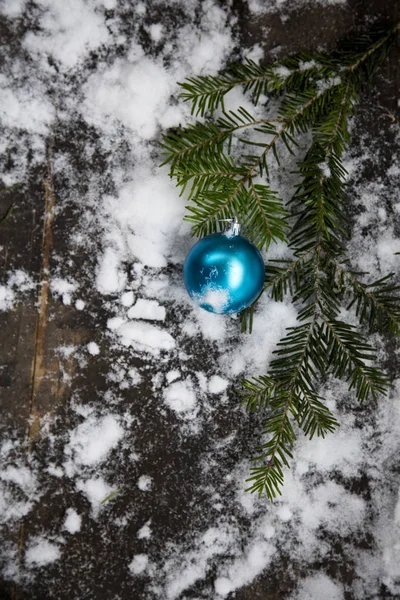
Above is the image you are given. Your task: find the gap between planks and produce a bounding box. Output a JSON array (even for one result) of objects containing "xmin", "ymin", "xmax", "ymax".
[{"xmin": 12, "ymin": 141, "xmax": 56, "ymax": 600}]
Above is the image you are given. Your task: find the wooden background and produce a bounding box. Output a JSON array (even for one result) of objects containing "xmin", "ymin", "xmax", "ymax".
[{"xmin": 0, "ymin": 1, "xmax": 399, "ymax": 598}]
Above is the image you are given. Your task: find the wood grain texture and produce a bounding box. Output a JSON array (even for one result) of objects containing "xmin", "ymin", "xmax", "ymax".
[{"xmin": 0, "ymin": 2, "xmax": 398, "ymax": 599}]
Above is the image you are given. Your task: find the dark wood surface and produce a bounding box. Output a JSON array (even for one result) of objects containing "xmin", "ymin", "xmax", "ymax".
[{"xmin": 0, "ymin": 1, "xmax": 399, "ymax": 599}]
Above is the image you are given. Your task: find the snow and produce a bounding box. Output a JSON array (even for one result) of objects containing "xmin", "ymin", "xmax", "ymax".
[
  {"xmin": 65, "ymin": 414, "xmax": 124, "ymax": 468},
  {"xmin": 76, "ymin": 478, "xmax": 115, "ymax": 515},
  {"xmin": 75, "ymin": 299, "xmax": 85, "ymax": 310},
  {"xmin": 0, "ymin": 483, "xmax": 33, "ymax": 524},
  {"xmin": 0, "ymin": 0, "xmax": 399, "ymax": 597},
  {"xmin": 50, "ymin": 278, "xmax": 77, "ymax": 305},
  {"xmin": 107, "ymin": 316, "xmax": 125, "ymax": 331},
  {"xmin": 0, "ymin": 77, "xmax": 55, "ymax": 134},
  {"xmin": 395, "ymin": 491, "xmax": 400, "ymax": 525},
  {"xmin": 101, "ymin": 172, "xmax": 188, "ymax": 271},
  {"xmin": 0, "ymin": 270, "xmax": 35, "ymax": 311},
  {"xmin": 276, "ymin": 504, "xmax": 292, "ymax": 522},
  {"xmin": 64, "ymin": 508, "xmax": 82, "ymax": 534},
  {"xmin": 84, "ymin": 57, "xmax": 173, "ymax": 140},
  {"xmin": 214, "ymin": 540, "xmax": 276, "ymax": 598},
  {"xmin": 166, "ymin": 370, "xmax": 180, "ymax": 384},
  {"xmin": 0, "ymin": 0, "xmax": 26, "ymax": 18},
  {"xmin": 248, "ymin": 0, "xmax": 347, "ymax": 14},
  {"xmin": 0, "ymin": 466, "xmax": 36, "ymax": 493},
  {"xmin": 47, "ymin": 465, "xmax": 64, "ymax": 478},
  {"xmin": 129, "ymin": 554, "xmax": 149, "ymax": 575},
  {"xmin": 127, "ymin": 298, "xmax": 166, "ymax": 321},
  {"xmin": 87, "ymin": 342, "xmax": 100, "ymax": 356},
  {"xmin": 299, "ymin": 60, "xmax": 318, "ymax": 71},
  {"xmin": 0, "ymin": 285, "xmax": 14, "ymax": 311},
  {"xmin": 120, "ymin": 291, "xmax": 135, "ymax": 307},
  {"xmin": 274, "ymin": 65, "xmax": 291, "ymax": 78},
  {"xmin": 96, "ymin": 247, "xmax": 127, "ymax": 295},
  {"xmin": 222, "ymin": 297, "xmax": 298, "ymax": 377},
  {"xmin": 164, "ymin": 524, "xmax": 239, "ymax": 599},
  {"xmin": 291, "ymin": 573, "xmax": 344, "ymax": 600},
  {"xmin": 137, "ymin": 476, "xmax": 152, "ymax": 492},
  {"xmin": 164, "ymin": 380, "xmax": 198, "ymax": 417},
  {"xmin": 23, "ymin": 0, "xmax": 110, "ymax": 70},
  {"xmin": 137, "ymin": 521, "xmax": 151, "ymax": 539},
  {"xmin": 194, "ymin": 287, "xmax": 231, "ymax": 313},
  {"xmin": 148, "ymin": 23, "xmax": 164, "ymax": 43},
  {"xmin": 319, "ymin": 161, "xmax": 331, "ymax": 177},
  {"xmin": 25, "ymin": 538, "xmax": 61, "ymax": 567},
  {"xmin": 7, "ymin": 270, "xmax": 35, "ymax": 292},
  {"xmin": 128, "ymin": 367, "xmax": 141, "ymax": 385},
  {"xmin": 208, "ymin": 375, "xmax": 229, "ymax": 394},
  {"xmin": 114, "ymin": 321, "xmax": 175, "ymax": 353}
]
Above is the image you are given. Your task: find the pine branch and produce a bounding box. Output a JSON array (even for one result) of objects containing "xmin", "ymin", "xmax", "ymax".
[
  {"xmin": 289, "ymin": 144, "xmax": 348, "ymax": 255},
  {"xmin": 245, "ymin": 388, "xmax": 296, "ymax": 499},
  {"xmin": 246, "ymin": 182, "xmax": 289, "ymax": 247},
  {"xmin": 177, "ymin": 23, "xmax": 399, "ymax": 120},
  {"xmin": 347, "ymin": 275, "xmax": 400, "ymax": 336},
  {"xmin": 181, "ymin": 86, "xmax": 345, "ymax": 247},
  {"xmin": 161, "ymin": 110, "xmax": 286, "ymax": 172},
  {"xmin": 165, "ymin": 67, "xmax": 361, "ymax": 250},
  {"xmin": 264, "ymin": 254, "xmax": 314, "ymax": 301},
  {"xmin": 314, "ymin": 78, "xmax": 356, "ymax": 157},
  {"xmin": 321, "ymin": 318, "xmax": 391, "ymax": 402},
  {"xmin": 297, "ymin": 385, "xmax": 338, "ymax": 439},
  {"xmin": 280, "ymin": 82, "xmax": 340, "ymax": 135},
  {"xmin": 178, "ymin": 63, "xmax": 273, "ymax": 116},
  {"xmin": 240, "ymin": 375, "xmax": 276, "ymax": 411},
  {"xmin": 170, "ymin": 151, "xmax": 248, "ymax": 199},
  {"xmin": 337, "ymin": 23, "xmax": 400, "ymax": 82},
  {"xmin": 178, "ymin": 56, "xmax": 337, "ymax": 117},
  {"xmin": 288, "ymin": 78, "xmax": 357, "ymax": 255},
  {"xmin": 182, "ymin": 124, "xmax": 290, "ymax": 245},
  {"xmin": 244, "ymin": 318, "xmax": 322, "ymax": 498},
  {"xmin": 185, "ymin": 179, "xmax": 288, "ymax": 245},
  {"xmin": 162, "ymin": 24, "xmax": 400, "ymax": 499},
  {"xmin": 331, "ymin": 260, "xmax": 400, "ymax": 335}
]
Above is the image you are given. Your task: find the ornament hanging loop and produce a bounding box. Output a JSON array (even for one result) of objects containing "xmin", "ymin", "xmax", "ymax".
[{"xmin": 219, "ymin": 216, "xmax": 241, "ymax": 237}]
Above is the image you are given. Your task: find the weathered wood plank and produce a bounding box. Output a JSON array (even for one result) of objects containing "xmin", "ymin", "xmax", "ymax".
[{"xmin": 0, "ymin": 1, "xmax": 399, "ymax": 599}]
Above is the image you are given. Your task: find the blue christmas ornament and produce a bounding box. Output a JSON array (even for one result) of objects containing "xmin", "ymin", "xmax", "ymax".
[{"xmin": 183, "ymin": 218, "xmax": 265, "ymax": 314}]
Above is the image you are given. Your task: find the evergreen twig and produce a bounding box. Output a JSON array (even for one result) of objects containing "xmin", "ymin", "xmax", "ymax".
[{"xmin": 161, "ymin": 24, "xmax": 400, "ymax": 499}]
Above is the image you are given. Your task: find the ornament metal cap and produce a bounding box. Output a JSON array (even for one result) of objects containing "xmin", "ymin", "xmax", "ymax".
[{"xmin": 219, "ymin": 216, "xmax": 241, "ymax": 237}]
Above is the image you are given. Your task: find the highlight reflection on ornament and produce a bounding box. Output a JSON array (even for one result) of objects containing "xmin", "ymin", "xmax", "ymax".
[{"xmin": 183, "ymin": 218, "xmax": 265, "ymax": 314}]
